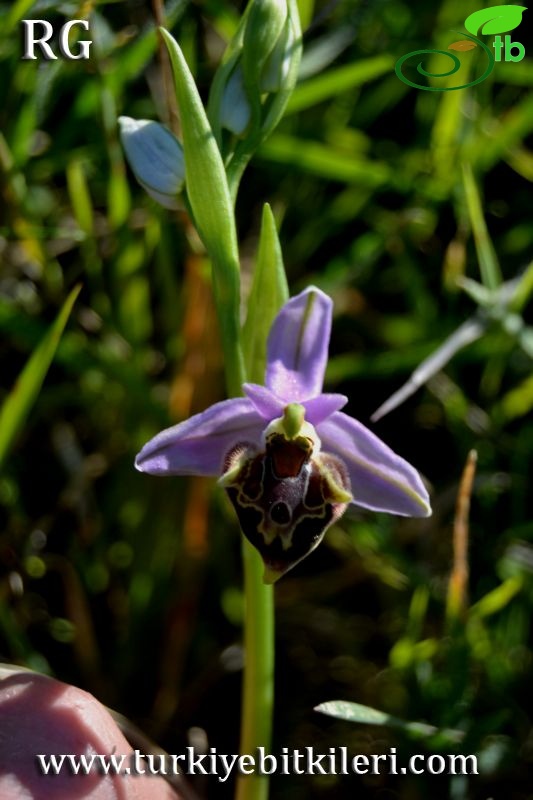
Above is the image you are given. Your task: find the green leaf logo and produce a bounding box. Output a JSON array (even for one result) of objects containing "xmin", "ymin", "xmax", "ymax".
[{"xmin": 464, "ymin": 5, "xmax": 527, "ymax": 36}]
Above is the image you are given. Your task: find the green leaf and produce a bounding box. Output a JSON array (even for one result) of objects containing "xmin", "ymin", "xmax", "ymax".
[
  {"xmin": 242, "ymin": 204, "xmax": 289, "ymax": 383},
  {"xmin": 160, "ymin": 28, "xmax": 245, "ymax": 394},
  {"xmin": 457, "ymin": 277, "xmax": 494, "ymax": 307},
  {"xmin": 464, "ymin": 6, "xmax": 527, "ymax": 36},
  {"xmin": 510, "ymin": 261, "xmax": 533, "ymax": 313},
  {"xmin": 160, "ymin": 28, "xmax": 238, "ymax": 271},
  {"xmin": 469, "ymin": 576, "xmax": 523, "ymax": 618},
  {"xmin": 298, "ymin": 27, "xmax": 354, "ymax": 80},
  {"xmin": 470, "ymin": 94, "xmax": 533, "ymax": 173},
  {"xmin": 498, "ymin": 373, "xmax": 533, "ymax": 422},
  {"xmin": 0, "ymin": 285, "xmax": 81, "ymax": 470},
  {"xmin": 315, "ymin": 701, "xmax": 464, "ymax": 743},
  {"xmin": 5, "ymin": 0, "xmax": 38, "ymax": 32},
  {"xmin": 287, "ymin": 55, "xmax": 394, "ymax": 115},
  {"xmin": 259, "ymin": 134, "xmax": 390, "ymax": 186},
  {"xmin": 66, "ymin": 159, "xmax": 94, "ymax": 235},
  {"xmin": 518, "ymin": 326, "xmax": 533, "ymax": 358},
  {"xmin": 296, "ymin": 0, "xmax": 314, "ymax": 30},
  {"xmin": 462, "ymin": 164, "xmax": 502, "ymax": 291}
]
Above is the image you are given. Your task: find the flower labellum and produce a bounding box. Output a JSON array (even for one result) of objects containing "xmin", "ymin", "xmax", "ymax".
[
  {"xmin": 118, "ymin": 116, "xmax": 185, "ymax": 209},
  {"xmin": 220, "ymin": 403, "xmax": 351, "ymax": 583},
  {"xmin": 135, "ymin": 287, "xmax": 431, "ymax": 582}
]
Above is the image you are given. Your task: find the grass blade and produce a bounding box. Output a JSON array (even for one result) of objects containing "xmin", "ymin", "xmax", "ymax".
[
  {"xmin": 287, "ymin": 55, "xmax": 394, "ymax": 114},
  {"xmin": 0, "ymin": 285, "xmax": 81, "ymax": 469},
  {"xmin": 462, "ymin": 163, "xmax": 502, "ymax": 290}
]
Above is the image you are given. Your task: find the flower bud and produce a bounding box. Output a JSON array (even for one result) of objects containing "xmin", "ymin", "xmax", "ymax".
[
  {"xmin": 242, "ymin": 0, "xmax": 288, "ymax": 91},
  {"xmin": 219, "ymin": 67, "xmax": 251, "ymax": 136},
  {"xmin": 212, "ymin": 0, "xmax": 301, "ymax": 141},
  {"xmin": 118, "ymin": 116, "xmax": 185, "ymax": 209}
]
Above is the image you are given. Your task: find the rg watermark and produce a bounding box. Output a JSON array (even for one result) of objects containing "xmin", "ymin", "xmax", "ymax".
[{"xmin": 21, "ymin": 19, "xmax": 92, "ymax": 61}]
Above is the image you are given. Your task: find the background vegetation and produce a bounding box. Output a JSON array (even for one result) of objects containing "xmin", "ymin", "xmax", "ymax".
[{"xmin": 1, "ymin": 0, "xmax": 532, "ymax": 798}]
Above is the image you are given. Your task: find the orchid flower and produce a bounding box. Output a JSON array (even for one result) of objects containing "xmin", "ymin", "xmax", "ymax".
[{"xmin": 136, "ymin": 287, "xmax": 431, "ymax": 582}]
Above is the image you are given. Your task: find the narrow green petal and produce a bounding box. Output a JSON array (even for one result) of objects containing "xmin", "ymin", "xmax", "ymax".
[
  {"xmin": 160, "ymin": 28, "xmax": 245, "ymax": 393},
  {"xmin": 160, "ymin": 28, "xmax": 238, "ymax": 268},
  {"xmin": 242, "ymin": 203, "xmax": 289, "ymax": 383}
]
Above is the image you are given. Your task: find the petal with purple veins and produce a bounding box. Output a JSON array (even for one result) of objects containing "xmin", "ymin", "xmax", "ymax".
[
  {"xmin": 135, "ymin": 397, "xmax": 265, "ymax": 476},
  {"xmin": 265, "ymin": 287, "xmax": 332, "ymax": 402},
  {"xmin": 317, "ymin": 412, "xmax": 431, "ymax": 517}
]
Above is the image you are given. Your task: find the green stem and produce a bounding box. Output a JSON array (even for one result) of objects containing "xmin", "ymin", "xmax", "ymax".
[
  {"xmin": 211, "ymin": 258, "xmax": 246, "ymax": 397},
  {"xmin": 236, "ymin": 541, "xmax": 275, "ymax": 800},
  {"xmin": 209, "ymin": 256, "xmax": 274, "ymax": 800}
]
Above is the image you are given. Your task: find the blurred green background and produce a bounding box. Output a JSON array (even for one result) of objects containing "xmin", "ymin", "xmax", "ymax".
[{"xmin": 1, "ymin": 0, "xmax": 532, "ymax": 798}]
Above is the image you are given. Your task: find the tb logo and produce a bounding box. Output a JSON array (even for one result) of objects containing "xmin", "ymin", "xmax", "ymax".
[
  {"xmin": 492, "ymin": 35, "xmax": 525, "ymax": 61},
  {"xmin": 395, "ymin": 5, "xmax": 527, "ymax": 91}
]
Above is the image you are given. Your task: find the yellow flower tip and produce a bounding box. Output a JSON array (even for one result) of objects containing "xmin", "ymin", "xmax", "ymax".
[
  {"xmin": 403, "ymin": 478, "xmax": 432, "ymax": 518},
  {"xmin": 420, "ymin": 497, "xmax": 433, "ymax": 518},
  {"xmin": 406, "ymin": 486, "xmax": 432, "ymax": 517}
]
